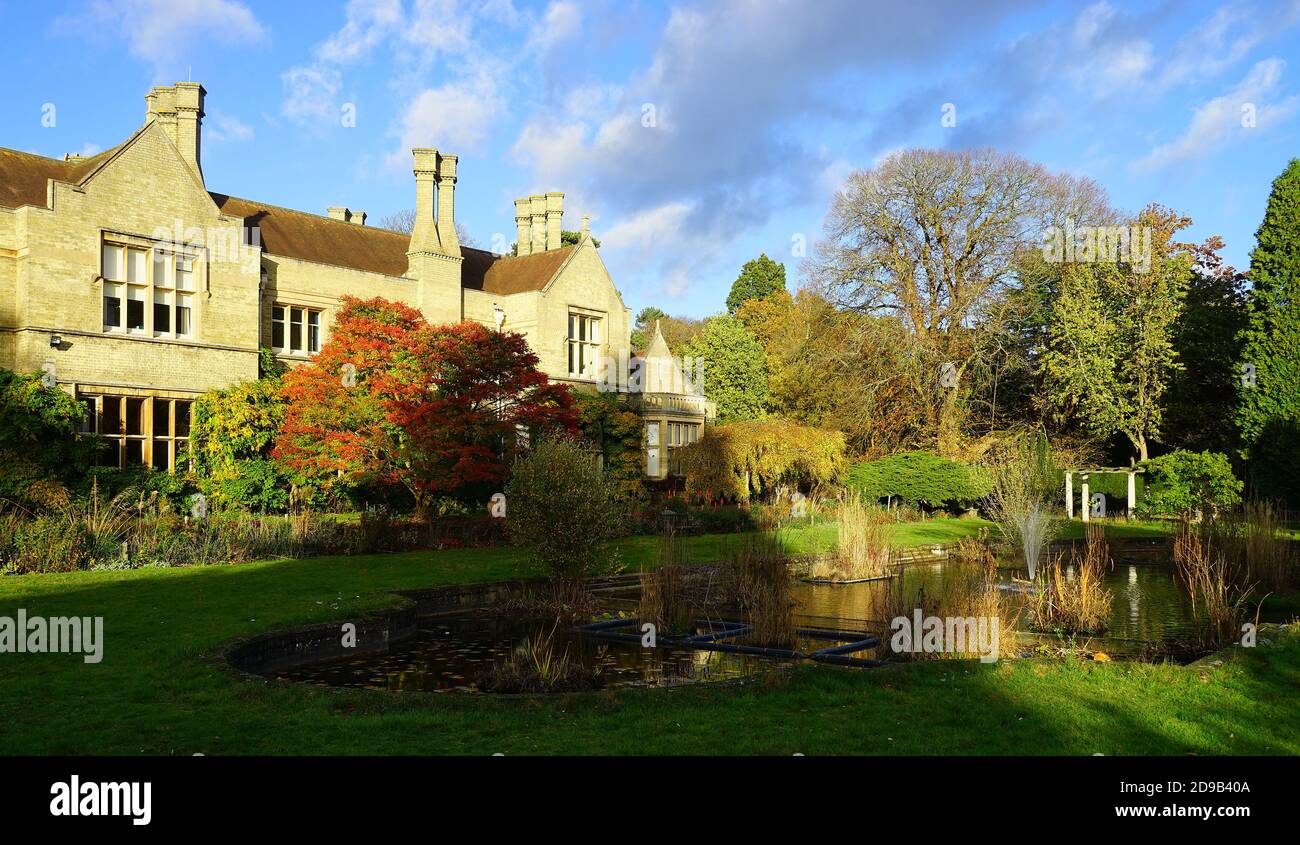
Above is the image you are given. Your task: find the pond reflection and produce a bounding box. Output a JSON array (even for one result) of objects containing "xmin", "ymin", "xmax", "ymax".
[
  {"xmin": 276, "ymin": 612, "xmax": 782, "ymax": 693},
  {"xmin": 275, "ymin": 555, "xmax": 1274, "ymax": 693}
]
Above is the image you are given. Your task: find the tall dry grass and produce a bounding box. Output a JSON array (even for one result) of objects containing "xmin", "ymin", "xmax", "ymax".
[
  {"xmin": 1174, "ymin": 523, "xmax": 1258, "ymax": 652},
  {"xmin": 1242, "ymin": 500, "xmax": 1298, "ymax": 593},
  {"xmin": 478, "ymin": 623, "xmax": 605, "ymax": 693},
  {"xmin": 809, "ymin": 495, "xmax": 894, "ymax": 581},
  {"xmin": 720, "ymin": 530, "xmax": 797, "ymax": 648},
  {"xmin": 879, "ymin": 555, "xmax": 1017, "ymax": 661},
  {"xmin": 639, "ymin": 527, "xmax": 694, "ymax": 634},
  {"xmin": 1027, "ymin": 524, "xmax": 1113, "ymax": 635}
]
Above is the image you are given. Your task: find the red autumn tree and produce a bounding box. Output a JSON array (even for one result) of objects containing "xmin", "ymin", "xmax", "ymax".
[{"xmin": 273, "ymin": 296, "xmax": 575, "ymax": 514}]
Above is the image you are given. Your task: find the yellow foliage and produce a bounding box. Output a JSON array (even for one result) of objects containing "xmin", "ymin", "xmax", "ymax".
[{"xmin": 678, "ymin": 418, "xmax": 846, "ymax": 502}]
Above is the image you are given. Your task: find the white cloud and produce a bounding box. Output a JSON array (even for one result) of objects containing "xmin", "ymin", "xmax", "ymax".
[
  {"xmin": 206, "ymin": 112, "xmax": 255, "ymax": 143},
  {"xmin": 316, "ymin": 0, "xmax": 405, "ymax": 64},
  {"xmin": 526, "ymin": 1, "xmax": 582, "ymax": 55},
  {"xmin": 601, "ymin": 202, "xmax": 693, "ymax": 254},
  {"xmin": 1071, "ymin": 2, "xmax": 1116, "ymax": 47},
  {"xmin": 387, "ymin": 65, "xmax": 506, "ymax": 163},
  {"xmin": 601, "ymin": 202, "xmax": 708, "ymax": 299},
  {"xmin": 512, "ymin": 120, "xmax": 589, "ymax": 182},
  {"xmin": 478, "ymin": 0, "xmax": 523, "ymax": 27},
  {"xmin": 402, "ymin": 0, "xmax": 476, "ymax": 63},
  {"xmin": 562, "ymin": 83, "xmax": 623, "ymax": 122},
  {"xmin": 1132, "ymin": 58, "xmax": 1300, "ymax": 172},
  {"xmin": 281, "ymin": 64, "xmax": 343, "ymax": 126},
  {"xmin": 60, "ymin": 0, "xmax": 264, "ymax": 74},
  {"xmin": 1154, "ymin": 1, "xmax": 1300, "ymax": 90}
]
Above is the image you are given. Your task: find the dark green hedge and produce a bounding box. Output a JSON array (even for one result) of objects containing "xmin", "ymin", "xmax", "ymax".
[{"xmin": 846, "ymin": 452, "xmax": 992, "ymax": 508}]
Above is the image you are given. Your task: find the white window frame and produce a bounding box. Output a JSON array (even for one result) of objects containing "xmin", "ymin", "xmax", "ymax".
[
  {"xmin": 271, "ymin": 304, "xmax": 323, "ymax": 356},
  {"xmin": 567, "ymin": 310, "xmax": 603, "ymax": 380},
  {"xmin": 102, "ymin": 240, "xmax": 197, "ymax": 339}
]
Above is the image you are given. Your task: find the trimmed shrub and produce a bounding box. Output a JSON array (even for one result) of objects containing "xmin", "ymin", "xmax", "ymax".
[
  {"xmin": 847, "ymin": 451, "xmax": 992, "ymax": 509},
  {"xmin": 1139, "ymin": 450, "xmax": 1242, "ymax": 519},
  {"xmin": 1064, "ymin": 470, "xmax": 1144, "ymax": 506},
  {"xmin": 505, "ymin": 439, "xmax": 626, "ymax": 584},
  {"xmin": 691, "ymin": 506, "xmax": 758, "ymax": 534},
  {"xmin": 678, "ymin": 418, "xmax": 846, "ymax": 502}
]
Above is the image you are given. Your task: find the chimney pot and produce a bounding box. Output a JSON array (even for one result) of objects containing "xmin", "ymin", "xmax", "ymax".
[
  {"xmin": 529, "ymin": 195, "xmax": 546, "ymax": 255},
  {"xmin": 545, "ymin": 192, "xmax": 564, "ymax": 251},
  {"xmin": 435, "ymin": 153, "xmax": 460, "ymax": 255},
  {"xmin": 145, "ymin": 82, "xmax": 205, "ymax": 182},
  {"xmin": 514, "ymin": 198, "xmax": 532, "ymax": 256},
  {"xmin": 409, "ymin": 148, "xmax": 442, "ymax": 252}
]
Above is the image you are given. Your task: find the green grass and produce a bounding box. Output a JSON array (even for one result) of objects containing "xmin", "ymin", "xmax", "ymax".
[
  {"xmin": 1, "ymin": 517, "xmax": 1296, "ymax": 755},
  {"xmin": 1055, "ymin": 517, "xmax": 1179, "ymax": 540},
  {"xmin": 571, "ymin": 516, "xmax": 998, "ymax": 567}
]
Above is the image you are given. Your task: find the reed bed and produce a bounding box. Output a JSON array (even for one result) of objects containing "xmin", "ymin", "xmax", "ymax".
[
  {"xmin": 1026, "ymin": 524, "xmax": 1113, "ymax": 636},
  {"xmin": 1, "ymin": 489, "xmax": 497, "ymax": 574},
  {"xmin": 808, "ymin": 495, "xmax": 893, "ymax": 581},
  {"xmin": 719, "ymin": 530, "xmax": 797, "ymax": 648},
  {"xmin": 1242, "ymin": 500, "xmax": 1298, "ymax": 593},
  {"xmin": 639, "ymin": 527, "xmax": 696, "ymax": 634},
  {"xmin": 879, "ymin": 554, "xmax": 1018, "ymax": 661},
  {"xmin": 1174, "ymin": 523, "xmax": 1258, "ymax": 652},
  {"xmin": 478, "ymin": 623, "xmax": 605, "ymax": 694}
]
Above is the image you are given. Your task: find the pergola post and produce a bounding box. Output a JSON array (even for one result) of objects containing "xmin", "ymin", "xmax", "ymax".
[
  {"xmin": 1065, "ymin": 471, "xmax": 1074, "ymax": 519},
  {"xmin": 1127, "ymin": 471, "xmax": 1137, "ymax": 517},
  {"xmin": 1081, "ymin": 473, "xmax": 1090, "ymax": 523}
]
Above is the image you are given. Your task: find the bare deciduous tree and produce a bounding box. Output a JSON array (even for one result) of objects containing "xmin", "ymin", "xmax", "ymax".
[
  {"xmin": 376, "ymin": 209, "xmax": 477, "ymax": 247},
  {"xmin": 810, "ymin": 148, "xmax": 1107, "ymax": 456}
]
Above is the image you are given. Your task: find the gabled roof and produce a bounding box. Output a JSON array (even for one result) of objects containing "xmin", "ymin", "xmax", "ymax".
[
  {"xmin": 209, "ymin": 193, "xmax": 413, "ymax": 277},
  {"xmin": 0, "ymin": 146, "xmax": 119, "ymax": 209},
  {"xmin": 465, "ymin": 245, "xmax": 577, "ymax": 295},
  {"xmin": 1, "ymin": 141, "xmax": 578, "ymax": 295},
  {"xmin": 208, "ymin": 193, "xmax": 576, "ymax": 290}
]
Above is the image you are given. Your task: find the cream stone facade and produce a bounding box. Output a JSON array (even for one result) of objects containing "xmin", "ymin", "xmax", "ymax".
[{"xmin": 0, "ymin": 81, "xmax": 711, "ymax": 478}]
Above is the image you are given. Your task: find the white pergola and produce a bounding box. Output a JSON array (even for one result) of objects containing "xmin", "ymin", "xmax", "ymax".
[{"xmin": 1064, "ymin": 467, "xmax": 1143, "ymax": 521}]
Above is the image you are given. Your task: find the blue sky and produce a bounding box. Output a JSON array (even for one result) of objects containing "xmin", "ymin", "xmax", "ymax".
[{"xmin": 2, "ymin": 0, "xmax": 1299, "ymax": 318}]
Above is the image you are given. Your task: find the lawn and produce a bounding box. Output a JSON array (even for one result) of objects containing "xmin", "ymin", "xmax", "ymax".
[{"xmin": 1, "ymin": 517, "xmax": 1296, "ymax": 755}]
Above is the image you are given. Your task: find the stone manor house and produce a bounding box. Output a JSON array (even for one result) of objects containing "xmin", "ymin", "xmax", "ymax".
[{"xmin": 0, "ymin": 82, "xmax": 712, "ymax": 480}]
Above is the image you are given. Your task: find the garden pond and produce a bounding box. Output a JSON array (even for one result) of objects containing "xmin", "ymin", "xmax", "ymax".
[{"xmin": 238, "ymin": 540, "xmax": 1279, "ymax": 694}]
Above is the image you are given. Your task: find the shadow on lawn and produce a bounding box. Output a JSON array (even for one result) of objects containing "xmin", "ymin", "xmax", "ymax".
[{"xmin": 0, "ymin": 549, "xmax": 1295, "ymax": 755}]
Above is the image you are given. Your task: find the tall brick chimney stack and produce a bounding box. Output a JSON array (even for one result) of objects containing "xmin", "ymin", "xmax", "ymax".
[
  {"xmin": 545, "ymin": 192, "xmax": 564, "ymax": 251},
  {"xmin": 515, "ymin": 198, "xmax": 532, "ymax": 256},
  {"xmin": 145, "ymin": 82, "xmax": 205, "ymax": 181}
]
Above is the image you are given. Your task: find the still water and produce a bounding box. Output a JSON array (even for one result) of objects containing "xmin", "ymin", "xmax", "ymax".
[
  {"xmin": 796, "ymin": 562, "xmax": 1201, "ymax": 643},
  {"xmin": 277, "ymin": 560, "xmax": 1239, "ymax": 693},
  {"xmin": 276, "ymin": 612, "xmax": 776, "ymax": 693}
]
